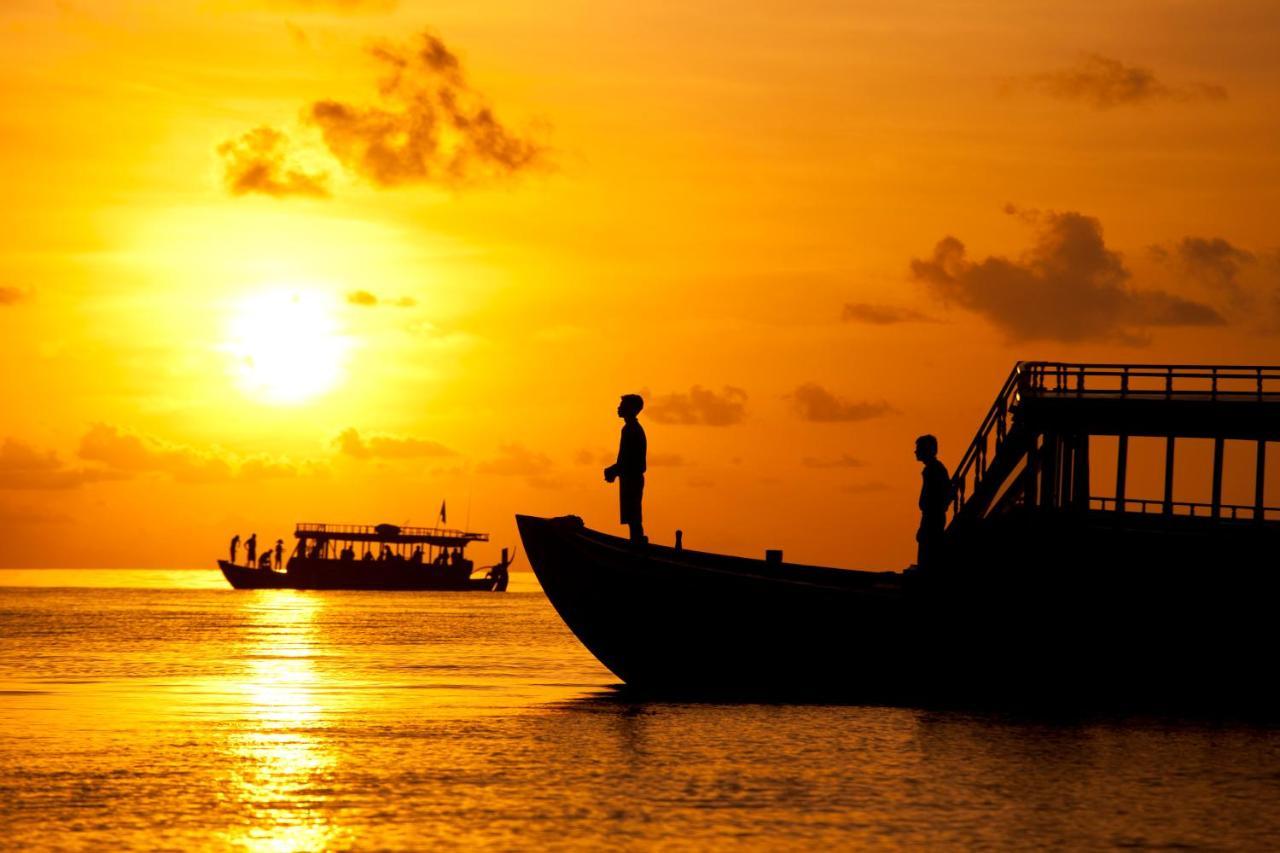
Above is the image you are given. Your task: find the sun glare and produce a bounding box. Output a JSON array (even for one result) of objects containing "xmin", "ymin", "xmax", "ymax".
[{"xmin": 224, "ymin": 289, "xmax": 350, "ymax": 405}]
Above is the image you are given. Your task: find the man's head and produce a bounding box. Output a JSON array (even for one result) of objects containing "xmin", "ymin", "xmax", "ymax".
[
  {"xmin": 914, "ymin": 434, "xmax": 938, "ymax": 462},
  {"xmin": 617, "ymin": 394, "xmax": 644, "ymax": 419}
]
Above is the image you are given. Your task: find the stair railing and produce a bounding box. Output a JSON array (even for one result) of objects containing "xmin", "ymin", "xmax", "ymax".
[{"xmin": 949, "ymin": 363, "xmax": 1027, "ymax": 520}]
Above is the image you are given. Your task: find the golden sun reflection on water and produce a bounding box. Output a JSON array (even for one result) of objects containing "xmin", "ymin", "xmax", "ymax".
[{"xmin": 220, "ymin": 592, "xmax": 345, "ymax": 853}]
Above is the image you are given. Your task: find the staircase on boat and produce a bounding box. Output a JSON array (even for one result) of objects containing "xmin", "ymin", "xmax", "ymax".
[{"xmin": 947, "ymin": 362, "xmax": 1280, "ymax": 534}]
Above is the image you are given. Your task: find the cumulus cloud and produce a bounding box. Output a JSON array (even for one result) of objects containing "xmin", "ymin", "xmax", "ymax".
[
  {"xmin": 0, "ymin": 438, "xmax": 124, "ymax": 490},
  {"xmin": 78, "ymin": 424, "xmax": 306, "ymax": 483},
  {"xmin": 791, "ymin": 384, "xmax": 892, "ymax": 423},
  {"xmin": 647, "ymin": 386, "xmax": 748, "ymax": 426},
  {"xmin": 1017, "ymin": 53, "xmax": 1227, "ymax": 109},
  {"xmin": 802, "ymin": 454, "xmax": 865, "ymax": 469},
  {"xmin": 841, "ymin": 303, "xmax": 931, "ymax": 325},
  {"xmin": 335, "ymin": 427, "xmax": 455, "ymax": 459},
  {"xmin": 307, "ymin": 31, "xmax": 545, "ymax": 188},
  {"xmin": 911, "ymin": 208, "xmax": 1223, "ymax": 343},
  {"xmin": 1, "ymin": 286, "xmax": 31, "ymax": 305},
  {"xmin": 217, "ymin": 126, "xmax": 330, "ymax": 198},
  {"xmin": 346, "ymin": 290, "xmax": 417, "ymax": 307}
]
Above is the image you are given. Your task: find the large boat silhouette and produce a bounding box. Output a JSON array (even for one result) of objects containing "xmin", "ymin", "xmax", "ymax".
[
  {"xmin": 220, "ymin": 522, "xmax": 512, "ymax": 591},
  {"xmin": 518, "ymin": 362, "xmax": 1280, "ymax": 705}
]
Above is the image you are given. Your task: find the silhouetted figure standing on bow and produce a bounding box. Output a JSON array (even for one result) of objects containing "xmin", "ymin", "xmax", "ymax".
[
  {"xmin": 274, "ymin": 539, "xmax": 284, "ymax": 570},
  {"xmin": 915, "ymin": 434, "xmax": 952, "ymax": 570},
  {"xmin": 604, "ymin": 394, "xmax": 647, "ymax": 543},
  {"xmin": 229, "ymin": 534, "xmax": 240, "ymax": 564},
  {"xmin": 245, "ymin": 533, "xmax": 257, "ymax": 569}
]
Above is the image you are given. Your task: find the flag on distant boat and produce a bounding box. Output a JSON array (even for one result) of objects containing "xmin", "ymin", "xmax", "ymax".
[{"xmin": 439, "ymin": 500, "xmax": 447, "ymax": 525}]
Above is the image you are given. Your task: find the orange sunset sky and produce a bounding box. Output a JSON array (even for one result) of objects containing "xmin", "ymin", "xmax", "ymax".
[{"xmin": 2, "ymin": 0, "xmax": 1279, "ymax": 570}]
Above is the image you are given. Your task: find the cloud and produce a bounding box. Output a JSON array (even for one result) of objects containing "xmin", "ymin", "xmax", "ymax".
[
  {"xmin": 0, "ymin": 501, "xmax": 72, "ymax": 525},
  {"xmin": 306, "ymin": 31, "xmax": 545, "ymax": 188},
  {"xmin": 841, "ymin": 481, "xmax": 890, "ymax": 494},
  {"xmin": 260, "ymin": 0, "xmax": 396, "ymax": 12},
  {"xmin": 346, "ymin": 290, "xmax": 417, "ymax": 307},
  {"xmin": 77, "ymin": 424, "xmax": 306, "ymax": 483},
  {"xmin": 1170, "ymin": 237, "xmax": 1256, "ymax": 303},
  {"xmin": 1, "ymin": 286, "xmax": 31, "ymax": 305},
  {"xmin": 910, "ymin": 208, "xmax": 1224, "ymax": 343},
  {"xmin": 0, "ymin": 438, "xmax": 124, "ymax": 490},
  {"xmin": 647, "ymin": 386, "xmax": 748, "ymax": 426},
  {"xmin": 217, "ymin": 126, "xmax": 330, "ymax": 198},
  {"xmin": 791, "ymin": 384, "xmax": 893, "ymax": 423},
  {"xmin": 802, "ymin": 454, "xmax": 865, "ymax": 469},
  {"xmin": 476, "ymin": 443, "xmax": 561, "ymax": 488},
  {"xmin": 1017, "ymin": 54, "xmax": 1227, "ymax": 109},
  {"xmin": 335, "ymin": 427, "xmax": 455, "ymax": 459},
  {"xmin": 841, "ymin": 303, "xmax": 931, "ymax": 325}
]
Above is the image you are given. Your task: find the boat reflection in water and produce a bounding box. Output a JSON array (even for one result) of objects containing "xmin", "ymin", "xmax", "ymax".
[{"xmin": 218, "ymin": 591, "xmax": 347, "ymax": 852}]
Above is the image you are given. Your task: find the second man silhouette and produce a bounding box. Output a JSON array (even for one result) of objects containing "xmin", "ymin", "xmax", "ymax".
[{"xmin": 604, "ymin": 394, "xmax": 647, "ymax": 544}]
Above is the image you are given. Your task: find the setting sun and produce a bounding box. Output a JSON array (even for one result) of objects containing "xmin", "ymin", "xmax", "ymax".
[{"xmin": 223, "ymin": 289, "xmax": 350, "ymax": 405}]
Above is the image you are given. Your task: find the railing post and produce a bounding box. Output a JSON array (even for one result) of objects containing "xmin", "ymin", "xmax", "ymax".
[
  {"xmin": 1163, "ymin": 436, "xmax": 1176, "ymax": 515},
  {"xmin": 1211, "ymin": 437, "xmax": 1225, "ymax": 519},
  {"xmin": 1257, "ymin": 440, "xmax": 1268, "ymax": 523},
  {"xmin": 1115, "ymin": 433, "xmax": 1129, "ymax": 512}
]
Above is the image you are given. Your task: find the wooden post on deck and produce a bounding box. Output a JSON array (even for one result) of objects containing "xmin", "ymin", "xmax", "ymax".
[
  {"xmin": 1073, "ymin": 433, "xmax": 1091, "ymax": 509},
  {"xmin": 1211, "ymin": 437, "xmax": 1225, "ymax": 519},
  {"xmin": 1040, "ymin": 433, "xmax": 1058, "ymax": 509},
  {"xmin": 1257, "ymin": 440, "xmax": 1268, "ymax": 523},
  {"xmin": 1163, "ymin": 436, "xmax": 1176, "ymax": 515},
  {"xmin": 1115, "ymin": 434, "xmax": 1129, "ymax": 512}
]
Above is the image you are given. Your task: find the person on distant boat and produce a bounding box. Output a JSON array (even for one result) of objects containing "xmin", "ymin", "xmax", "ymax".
[
  {"xmin": 258, "ymin": 551, "xmax": 272, "ymax": 570},
  {"xmin": 604, "ymin": 394, "xmax": 647, "ymax": 543},
  {"xmin": 246, "ymin": 533, "xmax": 257, "ymax": 568},
  {"xmin": 915, "ymin": 434, "xmax": 952, "ymax": 570},
  {"xmin": 274, "ymin": 539, "xmax": 284, "ymax": 569},
  {"xmin": 229, "ymin": 534, "xmax": 240, "ymax": 565}
]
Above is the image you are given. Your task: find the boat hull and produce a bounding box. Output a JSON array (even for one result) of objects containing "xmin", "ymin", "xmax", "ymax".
[
  {"xmin": 217, "ymin": 560, "xmax": 503, "ymax": 591},
  {"xmin": 517, "ymin": 514, "xmax": 1280, "ymax": 707}
]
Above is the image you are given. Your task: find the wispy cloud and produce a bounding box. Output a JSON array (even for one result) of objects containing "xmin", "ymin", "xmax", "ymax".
[
  {"xmin": 346, "ymin": 290, "xmax": 417, "ymax": 308},
  {"xmin": 841, "ymin": 303, "xmax": 932, "ymax": 325},
  {"xmin": 1013, "ymin": 53, "xmax": 1227, "ymax": 109}
]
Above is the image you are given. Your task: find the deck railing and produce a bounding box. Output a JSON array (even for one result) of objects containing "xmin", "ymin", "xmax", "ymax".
[
  {"xmin": 295, "ymin": 522, "xmax": 487, "ymax": 541},
  {"xmin": 1021, "ymin": 362, "xmax": 1280, "ymax": 401},
  {"xmin": 950, "ymin": 362, "xmax": 1280, "ymax": 521},
  {"xmin": 1089, "ymin": 496, "xmax": 1280, "ymax": 523}
]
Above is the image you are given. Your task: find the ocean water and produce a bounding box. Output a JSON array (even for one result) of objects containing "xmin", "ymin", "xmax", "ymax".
[{"xmin": 2, "ymin": 570, "xmax": 1279, "ymax": 850}]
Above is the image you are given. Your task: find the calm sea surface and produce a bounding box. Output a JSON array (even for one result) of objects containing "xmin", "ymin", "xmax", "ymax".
[{"xmin": 2, "ymin": 570, "xmax": 1279, "ymax": 850}]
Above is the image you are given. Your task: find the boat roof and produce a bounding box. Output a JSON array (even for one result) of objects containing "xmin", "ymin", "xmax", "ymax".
[{"xmin": 294, "ymin": 522, "xmax": 488, "ymax": 545}]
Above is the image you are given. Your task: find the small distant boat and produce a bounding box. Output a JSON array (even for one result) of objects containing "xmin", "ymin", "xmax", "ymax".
[{"xmin": 219, "ymin": 522, "xmax": 512, "ymax": 591}]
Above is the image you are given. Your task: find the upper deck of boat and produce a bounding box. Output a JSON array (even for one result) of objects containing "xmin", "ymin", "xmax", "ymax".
[{"xmin": 294, "ymin": 522, "xmax": 488, "ymax": 546}]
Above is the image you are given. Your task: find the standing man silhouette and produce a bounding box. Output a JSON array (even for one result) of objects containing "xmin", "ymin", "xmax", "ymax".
[
  {"xmin": 604, "ymin": 394, "xmax": 647, "ymax": 543},
  {"xmin": 915, "ymin": 434, "xmax": 951, "ymax": 570},
  {"xmin": 245, "ymin": 533, "xmax": 257, "ymax": 569},
  {"xmin": 274, "ymin": 539, "xmax": 284, "ymax": 570},
  {"xmin": 229, "ymin": 534, "xmax": 240, "ymax": 565}
]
